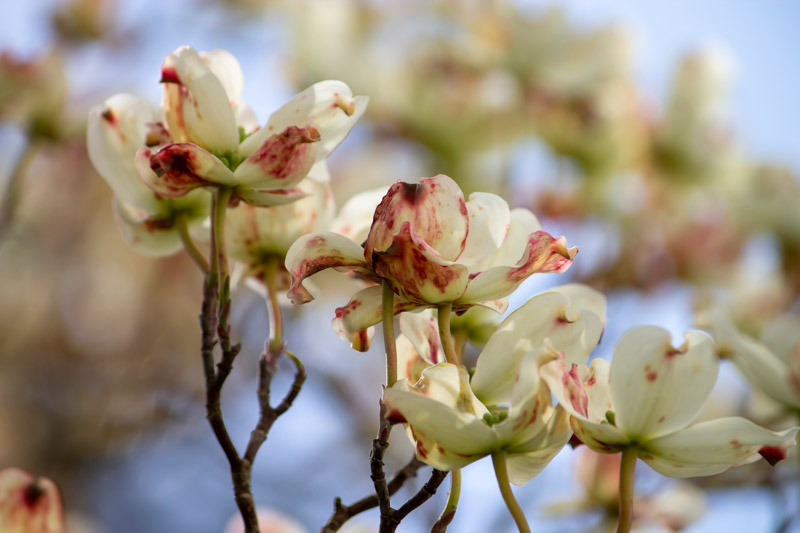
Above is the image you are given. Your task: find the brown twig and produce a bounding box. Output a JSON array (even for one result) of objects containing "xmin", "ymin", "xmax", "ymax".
[
  {"xmin": 321, "ymin": 456, "xmax": 427, "ymax": 532},
  {"xmin": 199, "ymin": 271, "xmax": 306, "ymax": 533},
  {"xmin": 321, "ymin": 402, "xmax": 447, "ymax": 533}
]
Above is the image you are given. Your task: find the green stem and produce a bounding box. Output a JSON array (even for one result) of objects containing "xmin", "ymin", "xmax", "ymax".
[
  {"xmin": 616, "ymin": 447, "xmax": 638, "ymax": 533},
  {"xmin": 210, "ymin": 187, "xmax": 233, "ymax": 287},
  {"xmin": 453, "ymin": 329, "xmax": 467, "ymax": 361},
  {"xmin": 263, "ymin": 258, "xmax": 284, "ymax": 353},
  {"xmin": 437, "ymin": 305, "xmax": 459, "ymax": 365},
  {"xmin": 433, "ymin": 469, "xmax": 461, "ymax": 531},
  {"xmin": 491, "ymin": 452, "xmax": 530, "ymax": 533},
  {"xmin": 382, "ymin": 281, "xmax": 397, "ymax": 387},
  {"xmin": 176, "ymin": 212, "xmax": 209, "ymax": 273}
]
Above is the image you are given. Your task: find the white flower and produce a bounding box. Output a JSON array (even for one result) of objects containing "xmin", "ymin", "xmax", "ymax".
[
  {"xmin": 542, "ymin": 326, "xmax": 799, "ymax": 477},
  {"xmin": 137, "ymin": 46, "xmax": 367, "ymax": 207},
  {"xmin": 286, "ymin": 174, "xmax": 577, "ymax": 350}
]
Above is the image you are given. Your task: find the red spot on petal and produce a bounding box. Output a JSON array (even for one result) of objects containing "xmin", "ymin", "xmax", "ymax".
[
  {"xmin": 160, "ymin": 66, "xmax": 180, "ymax": 84},
  {"xmin": 759, "ymin": 445, "xmax": 787, "ymax": 466},
  {"xmin": 646, "ymin": 371, "xmax": 658, "ymax": 382},
  {"xmin": 658, "ymin": 416, "xmax": 665, "ymax": 423},
  {"xmin": 23, "ymin": 482, "xmax": 44, "ymax": 508},
  {"xmin": 385, "ymin": 409, "xmax": 407, "ymax": 424}
]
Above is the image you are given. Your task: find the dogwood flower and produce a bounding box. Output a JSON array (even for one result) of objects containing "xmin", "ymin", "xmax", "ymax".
[
  {"xmin": 87, "ymin": 92, "xmax": 210, "ymax": 256},
  {"xmin": 0, "ymin": 468, "xmax": 65, "ymax": 533},
  {"xmin": 227, "ymin": 161, "xmax": 334, "ymax": 289},
  {"xmin": 286, "ymin": 174, "xmax": 577, "ymax": 350},
  {"xmin": 541, "ymin": 326, "xmax": 798, "ymax": 477},
  {"xmin": 699, "ymin": 307, "xmax": 800, "ymax": 411},
  {"xmin": 384, "ymin": 285, "xmax": 606, "ymax": 483},
  {"xmin": 384, "ymin": 354, "xmax": 571, "ymax": 485},
  {"xmin": 135, "ymin": 46, "xmax": 367, "ymax": 207}
]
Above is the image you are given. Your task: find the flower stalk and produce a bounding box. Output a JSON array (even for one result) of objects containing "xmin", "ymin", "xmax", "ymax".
[
  {"xmin": 176, "ymin": 211, "xmax": 209, "ymax": 273},
  {"xmin": 437, "ymin": 304, "xmax": 459, "ymax": 365},
  {"xmin": 492, "ymin": 452, "xmax": 531, "ymax": 533},
  {"xmin": 383, "ymin": 281, "xmax": 398, "ymax": 387},
  {"xmin": 616, "ymin": 447, "xmax": 638, "ymax": 533}
]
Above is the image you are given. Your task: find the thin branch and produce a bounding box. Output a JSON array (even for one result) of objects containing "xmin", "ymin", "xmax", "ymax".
[{"xmin": 320, "ymin": 457, "xmax": 426, "ymax": 533}]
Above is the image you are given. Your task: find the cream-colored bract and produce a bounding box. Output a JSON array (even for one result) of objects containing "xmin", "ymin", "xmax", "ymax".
[
  {"xmin": 541, "ymin": 325, "xmax": 799, "ymax": 478},
  {"xmin": 285, "ymin": 174, "xmax": 577, "ymax": 351}
]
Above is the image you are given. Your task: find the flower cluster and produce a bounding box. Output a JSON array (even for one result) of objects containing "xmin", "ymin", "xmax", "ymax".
[
  {"xmin": 88, "ymin": 45, "xmax": 365, "ymax": 256},
  {"xmin": 286, "ymin": 174, "xmax": 577, "ymax": 350}
]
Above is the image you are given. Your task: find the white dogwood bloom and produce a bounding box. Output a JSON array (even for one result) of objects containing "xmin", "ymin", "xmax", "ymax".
[
  {"xmin": 87, "ymin": 92, "xmax": 209, "ymax": 256},
  {"xmin": 286, "ymin": 174, "xmax": 577, "ymax": 350},
  {"xmin": 134, "ymin": 46, "xmax": 366, "ymax": 207},
  {"xmin": 541, "ymin": 326, "xmax": 798, "ymax": 477},
  {"xmin": 384, "ymin": 285, "xmax": 606, "ymax": 483}
]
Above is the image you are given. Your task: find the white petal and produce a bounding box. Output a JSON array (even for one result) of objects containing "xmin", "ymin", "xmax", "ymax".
[
  {"xmin": 479, "ymin": 208, "xmax": 542, "ymax": 270},
  {"xmin": 471, "ymin": 291, "xmax": 603, "ymax": 405},
  {"xmin": 199, "ymin": 49, "xmax": 244, "ymax": 106},
  {"xmin": 227, "ymin": 178, "xmax": 334, "ymax": 262},
  {"xmin": 540, "ymin": 357, "xmax": 629, "ymax": 453},
  {"xmin": 383, "ymin": 366, "xmax": 497, "ymax": 464},
  {"xmin": 332, "ymin": 186, "xmax": 389, "ymax": 244},
  {"xmin": 460, "ymin": 231, "xmax": 577, "ymax": 304},
  {"xmin": 548, "ymin": 283, "xmax": 608, "ymax": 326},
  {"xmin": 506, "ymin": 406, "xmax": 572, "ymax": 485},
  {"xmin": 235, "ymin": 188, "xmax": 308, "ymax": 207},
  {"xmin": 458, "ymin": 192, "xmax": 510, "ymax": 267},
  {"xmin": 284, "ymin": 231, "xmax": 370, "ymax": 304},
  {"xmin": 161, "ymin": 46, "xmax": 239, "ymax": 152},
  {"xmin": 729, "ymin": 335, "xmax": 800, "ymax": 410},
  {"xmin": 113, "ymin": 198, "xmax": 183, "ymax": 257},
  {"xmin": 611, "ymin": 327, "xmax": 718, "ymax": 440},
  {"xmin": 705, "ymin": 310, "xmax": 800, "ymax": 410},
  {"xmin": 643, "ymin": 417, "xmax": 799, "ymax": 478},
  {"xmin": 331, "ymin": 285, "xmax": 419, "ymax": 352},
  {"xmin": 396, "ymin": 334, "xmax": 431, "ymax": 384},
  {"xmin": 240, "ymin": 81, "xmax": 366, "ymax": 160},
  {"xmin": 87, "ymin": 93, "xmax": 163, "ymax": 212},
  {"xmin": 398, "ymin": 308, "xmax": 444, "ymax": 366},
  {"xmin": 495, "ymin": 350, "xmax": 553, "ymax": 446}
]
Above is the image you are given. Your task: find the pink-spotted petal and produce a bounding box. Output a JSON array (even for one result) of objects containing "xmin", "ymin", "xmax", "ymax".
[
  {"xmin": 495, "ymin": 350, "xmax": 554, "ymax": 446},
  {"xmin": 460, "ymin": 231, "xmax": 577, "ymax": 305},
  {"xmin": 86, "ymin": 93, "xmax": 163, "ymax": 212},
  {"xmin": 113, "ymin": 198, "xmax": 183, "ymax": 257},
  {"xmin": 285, "ymin": 232, "xmax": 371, "ymax": 305},
  {"xmin": 383, "ymin": 365, "xmax": 497, "ymax": 468},
  {"xmin": 240, "ymin": 81, "xmax": 366, "ymax": 160},
  {"xmin": 643, "ymin": 417, "xmax": 799, "ymax": 478},
  {"xmin": 364, "ymin": 175, "xmax": 469, "ymax": 262},
  {"xmin": 479, "ymin": 208, "xmax": 543, "ymax": 270},
  {"xmin": 227, "ymin": 178, "xmax": 334, "ymax": 262},
  {"xmin": 332, "ymin": 285, "xmax": 419, "ymax": 352},
  {"xmin": 234, "ymin": 126, "xmax": 320, "ymax": 189},
  {"xmin": 161, "ymin": 46, "xmax": 239, "ymax": 152},
  {"xmin": 138, "ymin": 143, "xmax": 236, "ymax": 198},
  {"xmin": 398, "ymin": 309, "xmax": 444, "ymax": 366},
  {"xmin": 540, "ymin": 356, "xmax": 630, "ymax": 452},
  {"xmin": 458, "ymin": 192, "xmax": 511, "ymax": 267},
  {"xmin": 0, "ymin": 468, "xmax": 65, "ymax": 533},
  {"xmin": 506, "ymin": 406, "xmax": 572, "ymax": 485},
  {"xmin": 235, "ymin": 188, "xmax": 308, "ymax": 207},
  {"xmin": 610, "ymin": 327, "xmax": 718, "ymax": 440},
  {"xmin": 371, "ymin": 222, "xmax": 470, "ymax": 304},
  {"xmin": 471, "ymin": 291, "xmax": 604, "ymax": 405}
]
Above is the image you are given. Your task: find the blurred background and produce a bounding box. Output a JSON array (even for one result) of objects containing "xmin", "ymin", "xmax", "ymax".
[{"xmin": 1, "ymin": 0, "xmax": 800, "ymax": 531}]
